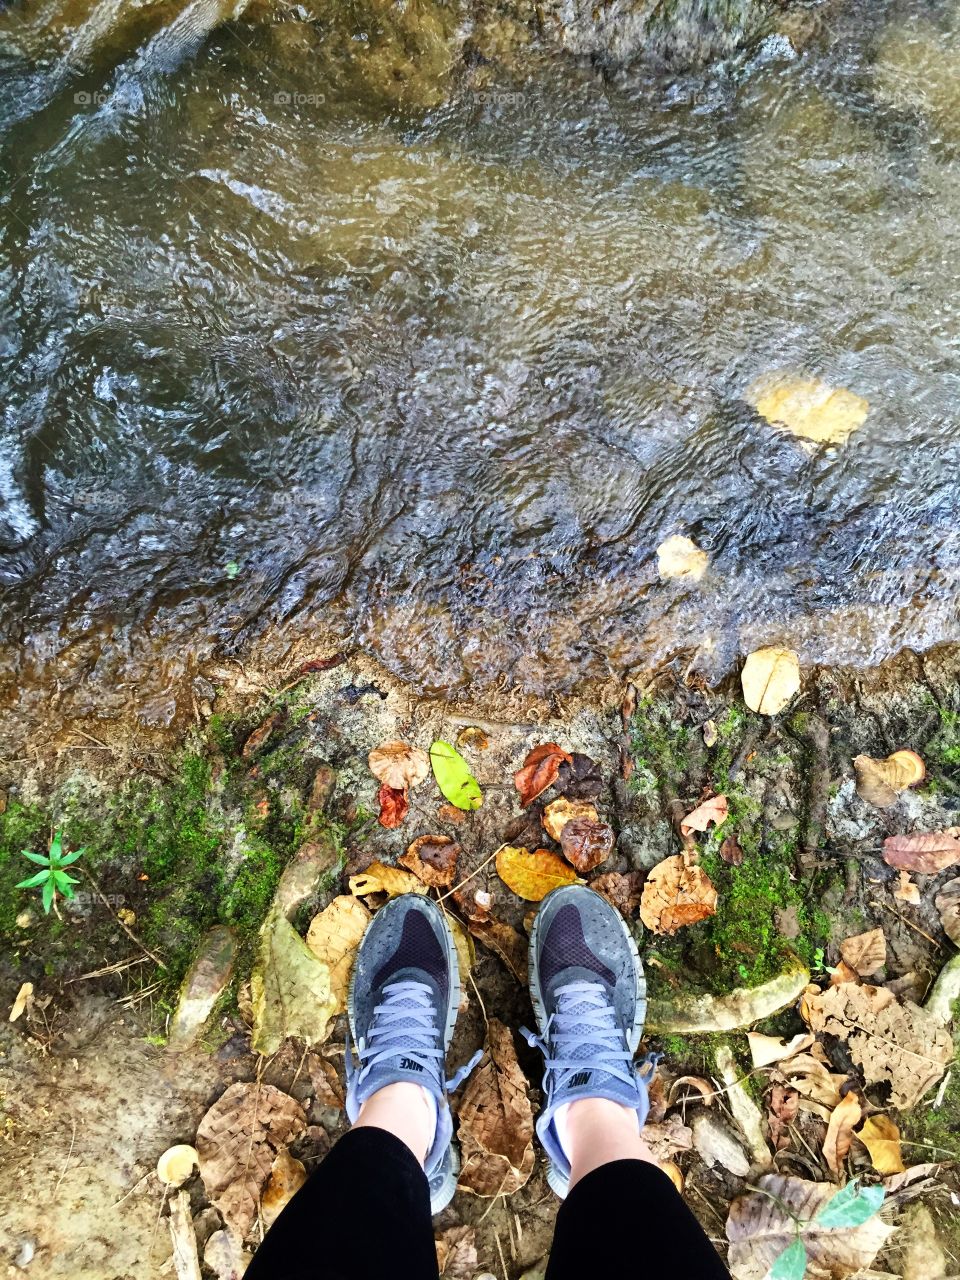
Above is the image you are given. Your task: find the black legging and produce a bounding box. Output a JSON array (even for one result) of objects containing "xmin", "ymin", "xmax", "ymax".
[{"xmin": 244, "ymin": 1127, "xmax": 732, "ymax": 1278}]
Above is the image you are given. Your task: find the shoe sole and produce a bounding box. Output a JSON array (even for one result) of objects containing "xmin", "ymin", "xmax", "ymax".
[
  {"xmin": 347, "ymin": 893, "xmax": 462, "ymax": 1214},
  {"xmin": 527, "ymin": 884, "xmax": 647, "ymax": 1200}
]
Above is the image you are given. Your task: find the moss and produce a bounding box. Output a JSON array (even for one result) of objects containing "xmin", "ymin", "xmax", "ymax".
[
  {"xmin": 0, "ymin": 800, "xmax": 50, "ymax": 939},
  {"xmin": 629, "ymin": 698, "xmax": 689, "ymax": 803}
]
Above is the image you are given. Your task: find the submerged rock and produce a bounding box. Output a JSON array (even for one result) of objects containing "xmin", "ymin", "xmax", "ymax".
[{"xmin": 168, "ymin": 926, "xmax": 238, "ymax": 1050}]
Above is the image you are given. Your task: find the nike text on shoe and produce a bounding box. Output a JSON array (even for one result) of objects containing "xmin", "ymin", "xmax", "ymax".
[
  {"xmin": 345, "ymin": 893, "xmax": 481, "ymax": 1214},
  {"xmin": 522, "ymin": 884, "xmax": 651, "ymax": 1198}
]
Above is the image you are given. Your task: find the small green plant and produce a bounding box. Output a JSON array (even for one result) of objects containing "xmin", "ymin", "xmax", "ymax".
[
  {"xmin": 15, "ymin": 830, "xmax": 85, "ymax": 913},
  {"xmin": 768, "ymin": 1180, "xmax": 885, "ymax": 1279}
]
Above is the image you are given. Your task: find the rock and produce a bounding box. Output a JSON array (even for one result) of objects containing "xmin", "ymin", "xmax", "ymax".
[
  {"xmin": 14, "ymin": 1239, "xmax": 36, "ymax": 1268},
  {"xmin": 167, "ymin": 927, "xmax": 237, "ymax": 1051},
  {"xmin": 647, "ymin": 967, "xmax": 810, "ymax": 1034},
  {"xmin": 925, "ymin": 952, "xmax": 960, "ymax": 1025},
  {"xmin": 714, "ymin": 1045, "xmax": 772, "ymax": 1169},
  {"xmin": 691, "ymin": 1111, "xmax": 751, "ymax": 1178},
  {"xmin": 273, "ymin": 833, "xmax": 341, "ymax": 920}
]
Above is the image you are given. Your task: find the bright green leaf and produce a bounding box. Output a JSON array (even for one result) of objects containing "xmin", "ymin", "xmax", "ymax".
[
  {"xmin": 49, "ymin": 830, "xmax": 63, "ymax": 860},
  {"xmin": 52, "ymin": 870, "xmax": 79, "ymax": 892},
  {"xmin": 769, "ymin": 1238, "xmax": 807, "ymax": 1280},
  {"xmin": 20, "ymin": 850, "xmax": 50, "ymax": 866},
  {"xmin": 42, "ymin": 877, "xmax": 55, "ymax": 913},
  {"xmin": 814, "ymin": 1179, "xmax": 885, "ymax": 1228},
  {"xmin": 16, "ymin": 871, "xmax": 51, "ymax": 889},
  {"xmin": 58, "ymin": 847, "xmax": 86, "ymax": 866},
  {"xmin": 429, "ymin": 740, "xmax": 483, "ymax": 811}
]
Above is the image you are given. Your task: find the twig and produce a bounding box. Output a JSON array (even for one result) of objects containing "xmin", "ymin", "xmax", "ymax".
[
  {"xmin": 871, "ymin": 898, "xmax": 940, "ymax": 947},
  {"xmin": 80, "ymin": 868, "xmax": 167, "ymax": 970},
  {"xmin": 439, "ymin": 845, "xmax": 507, "ymax": 903},
  {"xmin": 73, "ymin": 727, "xmax": 111, "ymax": 750},
  {"xmin": 54, "ymin": 1116, "xmax": 78, "ymax": 1194},
  {"xmin": 67, "ymin": 957, "xmax": 150, "ymax": 983},
  {"xmin": 468, "ymin": 969, "xmax": 489, "ymax": 1027},
  {"xmin": 494, "ymin": 1230, "xmax": 509, "ymax": 1280}
]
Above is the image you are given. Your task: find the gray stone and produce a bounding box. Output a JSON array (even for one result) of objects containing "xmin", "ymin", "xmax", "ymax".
[
  {"xmin": 692, "ymin": 1111, "xmax": 751, "ymax": 1178},
  {"xmin": 167, "ymin": 927, "xmax": 237, "ymax": 1051},
  {"xmin": 273, "ymin": 833, "xmax": 340, "ymax": 920}
]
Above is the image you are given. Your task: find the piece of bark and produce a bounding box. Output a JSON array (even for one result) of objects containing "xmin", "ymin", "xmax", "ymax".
[{"xmin": 168, "ymin": 1189, "xmax": 203, "ymax": 1280}]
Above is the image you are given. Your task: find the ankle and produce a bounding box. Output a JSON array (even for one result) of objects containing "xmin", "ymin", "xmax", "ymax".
[
  {"xmin": 353, "ymin": 1081, "xmax": 437, "ymax": 1166},
  {"xmin": 557, "ymin": 1097, "xmax": 656, "ymax": 1188}
]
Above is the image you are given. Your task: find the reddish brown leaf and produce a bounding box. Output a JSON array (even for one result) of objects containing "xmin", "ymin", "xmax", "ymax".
[
  {"xmin": 399, "ymin": 835, "xmax": 460, "ymax": 888},
  {"xmin": 589, "ymin": 871, "xmax": 645, "ymax": 917},
  {"xmin": 882, "ymin": 831, "xmax": 960, "ymax": 874},
  {"xmin": 513, "ymin": 743, "xmax": 573, "ymax": 807},
  {"xmin": 823, "ymin": 1089, "xmax": 862, "ymax": 1177},
  {"xmin": 720, "ymin": 834, "xmax": 744, "ymax": 866},
  {"xmin": 559, "ymin": 817, "xmax": 615, "ymax": 872},
  {"xmin": 377, "ymin": 784, "xmax": 409, "ymax": 829},
  {"xmin": 767, "ymin": 1084, "xmax": 799, "ymax": 1150},
  {"xmin": 456, "ymin": 1020, "xmax": 534, "ymax": 1197},
  {"xmin": 437, "ymin": 803, "xmax": 467, "ymax": 825},
  {"xmin": 241, "ymin": 710, "xmax": 285, "ymax": 759},
  {"xmin": 298, "ymin": 653, "xmax": 347, "ymax": 675}
]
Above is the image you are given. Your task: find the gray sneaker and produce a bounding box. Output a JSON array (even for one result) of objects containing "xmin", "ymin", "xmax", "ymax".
[
  {"xmin": 345, "ymin": 893, "xmax": 481, "ymax": 1214},
  {"xmin": 522, "ymin": 884, "xmax": 650, "ymax": 1198}
]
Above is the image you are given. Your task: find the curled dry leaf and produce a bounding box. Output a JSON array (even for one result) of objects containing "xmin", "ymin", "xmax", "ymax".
[
  {"xmin": 720, "ymin": 834, "xmax": 743, "ymax": 866},
  {"xmin": 856, "ymin": 1115, "xmax": 905, "ymax": 1176},
  {"xmin": 767, "ymin": 1085, "xmax": 799, "ymax": 1151},
  {"xmin": 305, "ymin": 895, "xmax": 371, "ymax": 1012},
  {"xmin": 839, "ymin": 928, "xmax": 886, "ymax": 979},
  {"xmin": 895, "ymin": 870, "xmax": 921, "ymax": 905},
  {"xmin": 680, "ymin": 794, "xmax": 728, "ymax": 837},
  {"xmin": 513, "ymin": 743, "xmax": 573, "ymax": 808},
  {"xmin": 368, "ymin": 741, "xmax": 431, "ymax": 792},
  {"xmin": 854, "ymin": 750, "xmax": 926, "ymax": 809},
  {"xmin": 376, "ymin": 784, "xmax": 408, "ymax": 829},
  {"xmin": 656, "ymin": 534, "xmax": 708, "ymax": 582},
  {"xmin": 542, "ymin": 797, "xmax": 598, "ymax": 842},
  {"xmin": 9, "ymin": 981, "xmax": 33, "ymax": 1022},
  {"xmin": 746, "ymin": 373, "xmax": 869, "ymax": 446},
  {"xmin": 204, "ymin": 1228, "xmax": 249, "ymax": 1280},
  {"xmin": 399, "ymin": 835, "xmax": 460, "ymax": 888},
  {"xmin": 935, "ymin": 877, "xmax": 960, "ymax": 948},
  {"xmin": 435, "ymin": 1226, "xmax": 478, "ymax": 1280},
  {"xmin": 639, "ymin": 852, "xmax": 718, "ymax": 936},
  {"xmin": 455, "ymin": 725, "xmax": 489, "ymax": 752},
  {"xmin": 349, "ymin": 861, "xmax": 426, "ymax": 899},
  {"xmin": 196, "ymin": 1083, "xmax": 306, "ymax": 1240},
  {"xmin": 823, "ymin": 1090, "xmax": 862, "ymax": 1177},
  {"xmin": 725, "ymin": 1174, "xmax": 892, "ymax": 1280},
  {"xmin": 559, "ymin": 818, "xmax": 614, "ymax": 872},
  {"xmin": 308, "ymin": 1055, "xmax": 344, "ymax": 1109},
  {"xmin": 556, "ymin": 752, "xmax": 604, "ymax": 800},
  {"xmin": 468, "ymin": 917, "xmax": 528, "ymax": 984},
  {"xmin": 495, "ymin": 845, "xmax": 580, "ymax": 901},
  {"xmin": 457, "ymin": 1019, "xmax": 534, "ymax": 1197},
  {"xmin": 882, "ymin": 830, "xmax": 960, "ymax": 874},
  {"xmin": 589, "ymin": 871, "xmax": 645, "ymax": 918},
  {"xmin": 830, "ymin": 960, "xmax": 860, "ymax": 987},
  {"xmin": 642, "ymin": 1113, "xmax": 694, "ymax": 1162},
  {"xmin": 740, "ymin": 647, "xmax": 801, "ymax": 716},
  {"xmin": 261, "ymin": 1149, "xmax": 307, "ymax": 1228},
  {"xmin": 157, "ymin": 1144, "xmax": 200, "ymax": 1188},
  {"xmin": 668, "ymin": 1075, "xmax": 715, "ymax": 1106},
  {"xmin": 746, "ymin": 1032, "xmax": 813, "ymax": 1070}
]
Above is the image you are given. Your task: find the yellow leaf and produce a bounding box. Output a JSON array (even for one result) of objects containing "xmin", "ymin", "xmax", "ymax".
[
  {"xmin": 741, "ymin": 646, "xmax": 801, "ymax": 715},
  {"xmin": 348, "ymin": 860, "xmax": 427, "ymax": 898},
  {"xmin": 306, "ymin": 895, "xmax": 371, "ymax": 1012},
  {"xmin": 854, "ymin": 750, "xmax": 926, "ymax": 809},
  {"xmin": 639, "ymin": 853, "xmax": 718, "ymax": 935},
  {"xmin": 656, "ymin": 535, "xmax": 708, "ymax": 582},
  {"xmin": 542, "ymin": 797, "xmax": 598, "ymax": 843},
  {"xmin": 747, "ymin": 372, "xmax": 869, "ymax": 446},
  {"xmin": 857, "ymin": 1114, "xmax": 906, "ymax": 1175},
  {"xmin": 495, "ymin": 846, "xmax": 580, "ymax": 901}
]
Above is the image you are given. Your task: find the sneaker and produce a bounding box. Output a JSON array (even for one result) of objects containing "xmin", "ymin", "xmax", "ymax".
[
  {"xmin": 345, "ymin": 893, "xmax": 481, "ymax": 1214},
  {"xmin": 522, "ymin": 884, "xmax": 650, "ymax": 1198}
]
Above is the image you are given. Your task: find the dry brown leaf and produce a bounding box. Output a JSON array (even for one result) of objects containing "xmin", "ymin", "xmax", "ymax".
[
  {"xmin": 376, "ymin": 784, "xmax": 408, "ymax": 829},
  {"xmin": 446, "ymin": 914, "xmax": 473, "ymax": 1008},
  {"xmin": 589, "ymin": 871, "xmax": 645, "ymax": 917},
  {"xmin": 349, "ymin": 861, "xmax": 427, "ymax": 898},
  {"xmin": 935, "ymin": 877, "xmax": 960, "ymax": 947},
  {"xmin": 823, "ymin": 1090, "xmax": 862, "ymax": 1177},
  {"xmin": 656, "ymin": 534, "xmax": 708, "ymax": 582},
  {"xmin": 308, "ymin": 1056, "xmax": 344, "ymax": 1109},
  {"xmin": 830, "ymin": 960, "xmax": 861, "ymax": 987},
  {"xmin": 854, "ymin": 750, "xmax": 926, "ymax": 809},
  {"xmin": 639, "ymin": 853, "xmax": 718, "ymax": 935},
  {"xmin": 495, "ymin": 846, "xmax": 580, "ymax": 901},
  {"xmin": 680, "ymin": 794, "xmax": 728, "ymax": 837},
  {"xmin": 559, "ymin": 818, "xmax": 614, "ymax": 872},
  {"xmin": 746, "ymin": 1032, "xmax": 813, "ymax": 1069},
  {"xmin": 368, "ymin": 741, "xmax": 430, "ymax": 792},
  {"xmin": 399, "ymin": 835, "xmax": 460, "ymax": 888},
  {"xmin": 467, "ymin": 917, "xmax": 528, "ymax": 984},
  {"xmin": 839, "ymin": 928, "xmax": 886, "ymax": 979},
  {"xmin": 772, "ymin": 1053, "xmax": 846, "ymax": 1111},
  {"xmin": 542, "ymin": 797, "xmax": 598, "ymax": 842},
  {"xmin": 457, "ymin": 1019, "xmax": 534, "ymax": 1197},
  {"xmin": 883, "ymin": 1162, "xmax": 940, "ymax": 1194},
  {"xmin": 455, "ymin": 726, "xmax": 489, "ymax": 752},
  {"xmin": 513, "ymin": 744, "xmax": 573, "ymax": 808},
  {"xmin": 766, "ymin": 1085, "xmax": 799, "ymax": 1151},
  {"xmin": 643, "ymin": 1114, "xmax": 694, "ymax": 1162},
  {"xmin": 9, "ymin": 981, "xmax": 33, "ymax": 1023},
  {"xmin": 741, "ymin": 647, "xmax": 801, "ymax": 716},
  {"xmin": 556, "ymin": 752, "xmax": 604, "ymax": 800},
  {"xmin": 668, "ymin": 1075, "xmax": 715, "ymax": 1106},
  {"xmin": 802, "ymin": 983, "xmax": 953, "ymax": 1108},
  {"xmin": 857, "ymin": 1114, "xmax": 905, "ymax": 1175},
  {"xmin": 437, "ymin": 803, "xmax": 467, "ymax": 825},
  {"xmin": 747, "ymin": 373, "xmax": 869, "ymax": 445},
  {"xmin": 260, "ymin": 1149, "xmax": 306, "ymax": 1228},
  {"xmin": 196, "ymin": 1083, "xmax": 306, "ymax": 1240},
  {"xmin": 882, "ymin": 831, "xmax": 960, "ymax": 874},
  {"xmin": 720, "ymin": 834, "xmax": 744, "ymax": 866},
  {"xmin": 305, "ymin": 895, "xmax": 371, "ymax": 1012},
  {"xmin": 895, "ymin": 870, "xmax": 921, "ymax": 905},
  {"xmin": 726, "ymin": 1173, "xmax": 892, "ymax": 1280},
  {"xmin": 435, "ymin": 1226, "xmax": 478, "ymax": 1279}
]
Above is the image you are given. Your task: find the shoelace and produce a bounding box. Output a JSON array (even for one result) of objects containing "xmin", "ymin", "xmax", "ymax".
[
  {"xmin": 520, "ymin": 979, "xmax": 640, "ymax": 1091},
  {"xmin": 346, "ymin": 979, "xmax": 482, "ymax": 1094}
]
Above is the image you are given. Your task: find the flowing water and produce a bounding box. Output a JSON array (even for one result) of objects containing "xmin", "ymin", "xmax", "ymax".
[{"xmin": 2, "ymin": 0, "xmax": 960, "ymax": 749}]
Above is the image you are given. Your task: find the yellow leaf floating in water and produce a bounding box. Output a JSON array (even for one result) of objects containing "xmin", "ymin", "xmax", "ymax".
[
  {"xmin": 495, "ymin": 845, "xmax": 580, "ymax": 901},
  {"xmin": 747, "ymin": 372, "xmax": 869, "ymax": 446}
]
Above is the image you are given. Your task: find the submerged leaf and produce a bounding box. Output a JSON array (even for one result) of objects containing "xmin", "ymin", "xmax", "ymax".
[
  {"xmin": 430, "ymin": 741, "xmax": 483, "ymax": 811},
  {"xmin": 495, "ymin": 846, "xmax": 579, "ymax": 901},
  {"xmin": 747, "ymin": 372, "xmax": 869, "ymax": 446}
]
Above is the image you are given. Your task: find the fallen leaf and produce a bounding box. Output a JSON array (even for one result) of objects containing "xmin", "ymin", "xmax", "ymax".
[
  {"xmin": 668, "ymin": 1075, "xmax": 716, "ymax": 1106},
  {"xmin": 495, "ymin": 846, "xmax": 580, "ymax": 901},
  {"xmin": 802, "ymin": 983, "xmax": 953, "ymax": 1109},
  {"xmin": 721, "ymin": 834, "xmax": 744, "ymax": 866},
  {"xmin": 196, "ymin": 1083, "xmax": 306, "ymax": 1240},
  {"xmin": 368, "ymin": 741, "xmax": 431, "ymax": 792},
  {"xmin": 261, "ymin": 1149, "xmax": 307, "ymax": 1228},
  {"xmin": 435, "ymin": 1225, "xmax": 477, "ymax": 1279},
  {"xmin": 746, "ymin": 1032, "xmax": 813, "ymax": 1069},
  {"xmin": 726, "ymin": 1174, "xmax": 892, "ymax": 1280},
  {"xmin": 241, "ymin": 710, "xmax": 284, "ymax": 759},
  {"xmin": 830, "ymin": 960, "xmax": 861, "ymax": 987},
  {"xmin": 741, "ymin": 647, "xmax": 801, "ymax": 716},
  {"xmin": 297, "ymin": 653, "xmax": 348, "ymax": 675},
  {"xmin": 839, "ymin": 928, "xmax": 886, "ymax": 979},
  {"xmin": 305, "ymin": 895, "xmax": 371, "ymax": 1011},
  {"xmin": 882, "ymin": 831, "xmax": 960, "ymax": 874},
  {"xmin": 204, "ymin": 1228, "xmax": 249, "ymax": 1280},
  {"xmin": 559, "ymin": 818, "xmax": 614, "ymax": 872},
  {"xmin": 430, "ymin": 741, "xmax": 482, "ymax": 811},
  {"xmin": 639, "ymin": 852, "xmax": 718, "ymax": 935},
  {"xmin": 376, "ymin": 784, "xmax": 409, "ymax": 829},
  {"xmin": 455, "ymin": 726, "xmax": 489, "ymax": 752},
  {"xmin": 457, "ymin": 1019, "xmax": 534, "ymax": 1196},
  {"xmin": 453, "ymin": 887, "xmax": 493, "ymax": 923},
  {"xmin": 251, "ymin": 905, "xmax": 338, "ymax": 1055},
  {"xmin": 767, "ymin": 1085, "xmax": 799, "ymax": 1150},
  {"xmin": 935, "ymin": 877, "xmax": 960, "ymax": 947},
  {"xmin": 555, "ymin": 752, "xmax": 603, "ymax": 800},
  {"xmin": 823, "ymin": 1090, "xmax": 862, "ymax": 1177},
  {"xmin": 447, "ymin": 914, "xmax": 474, "ymax": 1005},
  {"xmin": 659, "ymin": 1160, "xmax": 685, "ymax": 1193},
  {"xmin": 308, "ymin": 1056, "xmax": 344, "ymax": 1109},
  {"xmin": 9, "ymin": 981, "xmax": 33, "ymax": 1022},
  {"xmin": 349, "ymin": 861, "xmax": 427, "ymax": 898},
  {"xmin": 589, "ymin": 871, "xmax": 645, "ymax": 917},
  {"xmin": 467, "ymin": 917, "xmax": 528, "ymax": 984},
  {"xmin": 542, "ymin": 796, "xmax": 598, "ymax": 842},
  {"xmin": 680, "ymin": 794, "xmax": 728, "ymax": 837},
  {"xmin": 656, "ymin": 534, "xmax": 708, "ymax": 582},
  {"xmin": 883, "ymin": 1162, "xmax": 940, "ymax": 1194},
  {"xmin": 856, "ymin": 1115, "xmax": 905, "ymax": 1175},
  {"xmin": 854, "ymin": 751, "xmax": 926, "ymax": 809},
  {"xmin": 703, "ymin": 719, "xmax": 718, "ymax": 748},
  {"xmin": 639, "ymin": 1114, "xmax": 694, "ymax": 1162},
  {"xmin": 437, "ymin": 803, "xmax": 467, "ymax": 825},
  {"xmin": 399, "ymin": 835, "xmax": 460, "ymax": 888},
  {"xmin": 157, "ymin": 1144, "xmax": 199, "ymax": 1188},
  {"xmin": 895, "ymin": 870, "xmax": 921, "ymax": 905},
  {"xmin": 513, "ymin": 743, "xmax": 573, "ymax": 807},
  {"xmin": 746, "ymin": 373, "xmax": 869, "ymax": 446}
]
